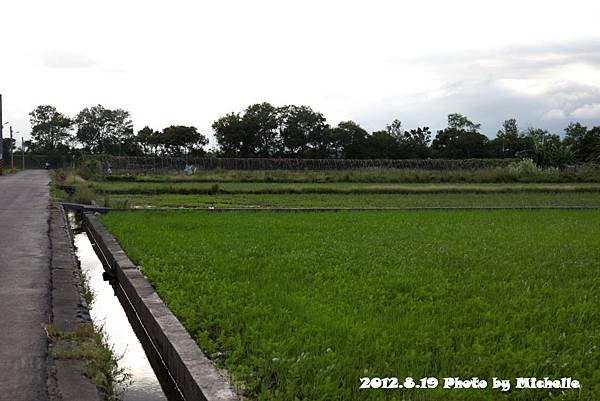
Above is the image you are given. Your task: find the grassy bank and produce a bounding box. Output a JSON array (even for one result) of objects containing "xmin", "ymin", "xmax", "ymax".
[
  {"xmin": 49, "ymin": 168, "xmax": 600, "ymax": 209},
  {"xmin": 102, "ymin": 210, "xmax": 600, "ymax": 400},
  {"xmin": 114, "ymin": 192, "xmax": 600, "ymax": 209},
  {"xmin": 90, "ymin": 181, "xmax": 600, "ymax": 195},
  {"xmin": 98, "ymin": 164, "xmax": 600, "ymax": 184}
]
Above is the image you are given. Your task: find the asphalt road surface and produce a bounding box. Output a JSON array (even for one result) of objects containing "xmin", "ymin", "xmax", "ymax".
[{"xmin": 0, "ymin": 170, "xmax": 50, "ymax": 401}]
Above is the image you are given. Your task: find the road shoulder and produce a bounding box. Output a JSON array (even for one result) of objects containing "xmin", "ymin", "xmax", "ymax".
[{"xmin": 47, "ymin": 203, "xmax": 100, "ymax": 401}]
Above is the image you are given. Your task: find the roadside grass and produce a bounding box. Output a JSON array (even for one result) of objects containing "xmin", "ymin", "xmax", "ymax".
[
  {"xmin": 113, "ymin": 192, "xmax": 600, "ymax": 209},
  {"xmin": 97, "ymin": 165, "xmax": 600, "ymax": 184},
  {"xmin": 101, "ymin": 210, "xmax": 600, "ymax": 401},
  {"xmin": 49, "ymin": 169, "xmax": 97, "ymax": 204},
  {"xmin": 45, "ymin": 323, "xmax": 130, "ymax": 400},
  {"xmin": 89, "ymin": 181, "xmax": 600, "ymax": 195}
]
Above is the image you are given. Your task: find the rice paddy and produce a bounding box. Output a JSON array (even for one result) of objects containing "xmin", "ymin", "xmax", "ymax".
[{"xmin": 101, "ymin": 210, "xmax": 600, "ymax": 401}]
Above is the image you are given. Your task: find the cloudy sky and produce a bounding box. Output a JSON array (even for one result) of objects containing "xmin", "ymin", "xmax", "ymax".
[{"xmin": 1, "ymin": 0, "xmax": 600, "ymax": 145}]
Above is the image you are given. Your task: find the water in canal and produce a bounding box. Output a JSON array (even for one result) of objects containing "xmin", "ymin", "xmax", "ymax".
[{"xmin": 69, "ymin": 213, "xmax": 184, "ymax": 401}]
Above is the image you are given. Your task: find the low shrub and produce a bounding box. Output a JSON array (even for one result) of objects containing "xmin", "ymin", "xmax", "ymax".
[
  {"xmin": 508, "ymin": 158, "xmax": 542, "ymax": 179},
  {"xmin": 77, "ymin": 158, "xmax": 103, "ymax": 180},
  {"xmin": 70, "ymin": 182, "xmax": 96, "ymax": 205}
]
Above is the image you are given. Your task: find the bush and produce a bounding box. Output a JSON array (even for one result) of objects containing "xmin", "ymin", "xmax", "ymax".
[
  {"xmin": 70, "ymin": 182, "xmax": 96, "ymax": 205},
  {"xmin": 77, "ymin": 158, "xmax": 103, "ymax": 180},
  {"xmin": 508, "ymin": 159, "xmax": 541, "ymax": 179},
  {"xmin": 209, "ymin": 184, "xmax": 220, "ymax": 195}
]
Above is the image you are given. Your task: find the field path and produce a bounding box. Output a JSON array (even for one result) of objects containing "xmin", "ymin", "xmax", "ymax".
[{"xmin": 0, "ymin": 170, "xmax": 50, "ymax": 401}]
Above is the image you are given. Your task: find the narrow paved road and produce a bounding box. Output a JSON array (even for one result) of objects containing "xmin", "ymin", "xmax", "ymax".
[{"xmin": 0, "ymin": 170, "xmax": 50, "ymax": 401}]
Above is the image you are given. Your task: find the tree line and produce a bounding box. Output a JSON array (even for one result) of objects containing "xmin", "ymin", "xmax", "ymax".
[
  {"xmin": 25, "ymin": 104, "xmax": 208, "ymax": 157},
  {"xmin": 23, "ymin": 102, "xmax": 600, "ymax": 166}
]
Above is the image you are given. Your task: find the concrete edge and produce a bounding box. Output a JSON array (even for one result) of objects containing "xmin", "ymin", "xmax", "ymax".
[
  {"xmin": 48, "ymin": 203, "xmax": 101, "ymax": 401},
  {"xmin": 61, "ymin": 202, "xmax": 110, "ymax": 214},
  {"xmin": 83, "ymin": 213, "xmax": 239, "ymax": 401}
]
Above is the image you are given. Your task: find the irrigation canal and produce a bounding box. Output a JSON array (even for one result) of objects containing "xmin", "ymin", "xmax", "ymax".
[{"xmin": 68, "ymin": 212, "xmax": 185, "ymax": 401}]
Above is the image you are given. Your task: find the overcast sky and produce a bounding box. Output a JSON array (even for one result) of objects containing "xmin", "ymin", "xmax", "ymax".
[{"xmin": 1, "ymin": 0, "xmax": 600, "ymax": 145}]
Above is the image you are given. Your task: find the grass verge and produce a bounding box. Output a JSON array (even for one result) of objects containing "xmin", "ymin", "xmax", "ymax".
[
  {"xmin": 113, "ymin": 192, "xmax": 600, "ymax": 209},
  {"xmin": 90, "ymin": 181, "xmax": 600, "ymax": 195}
]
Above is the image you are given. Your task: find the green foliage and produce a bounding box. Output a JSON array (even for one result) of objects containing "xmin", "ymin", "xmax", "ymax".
[
  {"xmin": 447, "ymin": 113, "xmax": 481, "ymax": 132},
  {"xmin": 101, "ymin": 210, "xmax": 600, "ymax": 400},
  {"xmin": 432, "ymin": 115, "xmax": 488, "ymax": 159},
  {"xmin": 70, "ymin": 182, "xmax": 96, "ymax": 205},
  {"xmin": 213, "ymin": 103, "xmax": 280, "ymax": 157},
  {"xmin": 209, "ymin": 183, "xmax": 220, "ymax": 195},
  {"xmin": 23, "ymin": 102, "xmax": 600, "ymax": 166},
  {"xmin": 507, "ymin": 158, "xmax": 541, "ymax": 178},
  {"xmin": 75, "ymin": 105, "xmax": 136, "ymax": 155},
  {"xmin": 329, "ymin": 121, "xmax": 370, "ymax": 158},
  {"xmin": 278, "ymin": 105, "xmax": 328, "ymax": 156},
  {"xmin": 77, "ymin": 270, "xmax": 95, "ymax": 307},
  {"xmin": 142, "ymin": 125, "xmax": 209, "ymax": 157},
  {"xmin": 162, "ymin": 125, "xmax": 208, "ymax": 156},
  {"xmin": 490, "ymin": 118, "xmax": 530, "ymax": 158},
  {"xmin": 76, "ymin": 157, "xmax": 103, "ymax": 179},
  {"xmin": 29, "ymin": 105, "xmax": 73, "ymax": 153}
]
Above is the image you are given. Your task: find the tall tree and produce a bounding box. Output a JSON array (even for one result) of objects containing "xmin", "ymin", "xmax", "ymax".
[
  {"xmin": 447, "ymin": 113, "xmax": 481, "ymax": 132},
  {"xmin": 328, "ymin": 121, "xmax": 369, "ymax": 158},
  {"xmin": 212, "ymin": 112, "xmax": 249, "ymax": 157},
  {"xmin": 242, "ymin": 103, "xmax": 279, "ymax": 157},
  {"xmin": 212, "ymin": 103, "xmax": 279, "ymax": 157},
  {"xmin": 402, "ymin": 127, "xmax": 432, "ymax": 158},
  {"xmin": 75, "ymin": 105, "xmax": 135, "ymax": 154},
  {"xmin": 489, "ymin": 118, "xmax": 529, "ymax": 158},
  {"xmin": 586, "ymin": 126, "xmax": 600, "ymax": 162},
  {"xmin": 522, "ymin": 127, "xmax": 574, "ymax": 166},
  {"xmin": 388, "ymin": 119, "xmax": 432, "ymax": 158},
  {"xmin": 278, "ymin": 105, "xmax": 328, "ymax": 157},
  {"xmin": 386, "ymin": 119, "xmax": 404, "ymax": 139},
  {"xmin": 564, "ymin": 122, "xmax": 594, "ymax": 162},
  {"xmin": 137, "ymin": 126, "xmax": 161, "ymax": 155},
  {"xmin": 365, "ymin": 131, "xmax": 400, "ymax": 159},
  {"xmin": 432, "ymin": 114, "xmax": 488, "ymax": 158},
  {"xmin": 161, "ymin": 125, "xmax": 208, "ymax": 156},
  {"xmin": 29, "ymin": 105, "xmax": 73, "ymax": 152}
]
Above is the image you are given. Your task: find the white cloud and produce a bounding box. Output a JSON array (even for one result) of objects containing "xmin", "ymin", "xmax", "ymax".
[
  {"xmin": 542, "ymin": 109, "xmax": 567, "ymax": 120},
  {"xmin": 570, "ymin": 103, "xmax": 600, "ymax": 119},
  {"xmin": 1, "ymin": 0, "xmax": 600, "ymax": 142},
  {"xmin": 41, "ymin": 50, "xmax": 97, "ymax": 69},
  {"xmin": 498, "ymin": 79, "xmax": 554, "ymax": 96}
]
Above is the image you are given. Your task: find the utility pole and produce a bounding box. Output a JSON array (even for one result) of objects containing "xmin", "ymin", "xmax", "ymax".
[
  {"xmin": 10, "ymin": 126, "xmax": 14, "ymax": 170},
  {"xmin": 22, "ymin": 137, "xmax": 25, "ymax": 170},
  {"xmin": 0, "ymin": 94, "xmax": 3, "ymax": 176}
]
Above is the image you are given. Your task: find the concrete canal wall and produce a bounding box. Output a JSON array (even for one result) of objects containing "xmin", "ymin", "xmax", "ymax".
[{"xmin": 83, "ymin": 213, "xmax": 238, "ymax": 401}]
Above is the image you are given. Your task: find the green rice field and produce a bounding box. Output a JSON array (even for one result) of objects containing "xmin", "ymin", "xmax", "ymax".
[{"xmin": 101, "ymin": 210, "xmax": 600, "ymax": 400}]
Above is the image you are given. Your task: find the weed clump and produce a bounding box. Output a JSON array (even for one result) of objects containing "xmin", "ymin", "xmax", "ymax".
[
  {"xmin": 209, "ymin": 183, "xmax": 220, "ymax": 195},
  {"xmin": 70, "ymin": 182, "xmax": 96, "ymax": 205},
  {"xmin": 45, "ymin": 323, "xmax": 130, "ymax": 400}
]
